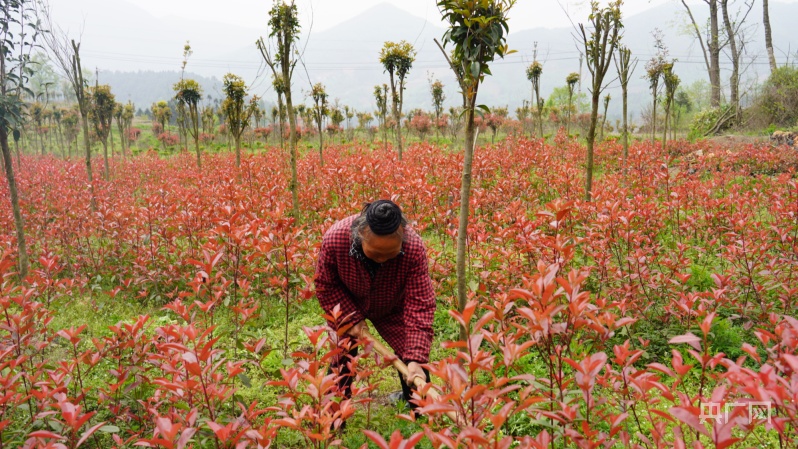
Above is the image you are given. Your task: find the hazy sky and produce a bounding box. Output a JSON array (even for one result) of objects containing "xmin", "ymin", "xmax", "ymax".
[{"xmin": 120, "ymin": 0, "xmax": 674, "ymax": 32}]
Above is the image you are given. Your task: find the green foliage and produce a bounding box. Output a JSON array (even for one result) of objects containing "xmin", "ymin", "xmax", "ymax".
[
  {"xmin": 429, "ymin": 78, "xmax": 445, "ymax": 118},
  {"xmin": 152, "ymin": 101, "xmax": 172, "ymax": 130},
  {"xmin": 268, "ymin": 0, "xmax": 300, "ymax": 62},
  {"xmin": 89, "ymin": 85, "xmax": 116, "ymax": 142},
  {"xmin": 757, "ymin": 65, "xmax": 798, "ymax": 127},
  {"xmin": 438, "ymin": 0, "xmax": 515, "ymax": 92},
  {"xmin": 310, "ymin": 82, "xmax": 328, "ymax": 124},
  {"xmin": 688, "ymin": 106, "xmax": 733, "ymax": 140},
  {"xmin": 547, "ymin": 86, "xmax": 588, "ymax": 112},
  {"xmin": 379, "ymin": 41, "xmax": 416, "ymax": 83},
  {"xmin": 222, "ymin": 73, "xmax": 252, "ymax": 142},
  {"xmin": 173, "ymin": 78, "xmax": 203, "ymax": 108},
  {"xmin": 0, "ymin": 0, "xmax": 39, "ymax": 131},
  {"xmin": 526, "ymin": 61, "xmax": 543, "ymax": 82}
]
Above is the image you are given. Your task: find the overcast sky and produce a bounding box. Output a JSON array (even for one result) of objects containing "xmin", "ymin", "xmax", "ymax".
[{"xmin": 107, "ymin": 0, "xmax": 676, "ymax": 32}]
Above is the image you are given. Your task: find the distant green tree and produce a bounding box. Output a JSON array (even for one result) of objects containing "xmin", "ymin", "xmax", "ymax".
[
  {"xmin": 62, "ymin": 107, "xmax": 80, "ymax": 159},
  {"xmin": 379, "ymin": 40, "xmax": 416, "ymax": 160},
  {"xmin": 357, "ymin": 111, "xmax": 373, "ymax": 134},
  {"xmin": 89, "ymin": 84, "xmax": 116, "ymax": 180},
  {"xmin": 429, "ymin": 77, "xmax": 445, "ymax": 140},
  {"xmin": 436, "ymin": 0, "xmax": 516, "ymax": 330},
  {"xmin": 310, "ymin": 82, "xmax": 328, "ymax": 164},
  {"xmin": 222, "ymin": 74, "xmax": 254, "ymax": 167},
  {"xmin": 374, "ymin": 84, "xmax": 389, "ymax": 149},
  {"xmin": 646, "ymin": 29, "xmax": 669, "ymax": 144},
  {"xmin": 174, "ymin": 78, "xmax": 203, "ymax": 167},
  {"xmin": 614, "ymin": 45, "xmax": 636, "ymax": 168},
  {"xmin": 152, "ymin": 101, "xmax": 172, "ymax": 135},
  {"xmin": 526, "ymin": 61, "xmax": 544, "ymax": 137},
  {"xmin": 662, "ymin": 63, "xmax": 680, "ymax": 151},
  {"xmin": 565, "ymin": 72, "xmax": 580, "ymax": 134}
]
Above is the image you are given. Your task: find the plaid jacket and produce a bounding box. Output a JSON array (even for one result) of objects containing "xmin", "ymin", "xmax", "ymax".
[{"xmin": 314, "ymin": 215, "xmax": 436, "ymax": 363}]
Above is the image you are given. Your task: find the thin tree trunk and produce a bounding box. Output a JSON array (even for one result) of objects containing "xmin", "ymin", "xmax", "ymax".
[
  {"xmin": 681, "ymin": 0, "xmax": 720, "ymax": 108},
  {"xmin": 73, "ymin": 41, "xmax": 96, "ymax": 210},
  {"xmin": 1, "ymin": 126, "xmax": 29, "ymax": 279},
  {"xmin": 663, "ymin": 104, "xmax": 670, "ymax": 152},
  {"xmin": 102, "ymin": 140, "xmax": 109, "ymax": 180},
  {"xmin": 763, "ymin": 0, "xmax": 777, "ymax": 72},
  {"xmin": 235, "ymin": 135, "xmax": 241, "ymax": 167},
  {"xmin": 282, "ymin": 37, "xmax": 299, "ymax": 219},
  {"xmin": 622, "ymin": 81, "xmax": 629, "ymax": 169},
  {"xmin": 15, "ymin": 130, "xmax": 21, "ymax": 168},
  {"xmin": 709, "ymin": 0, "xmax": 721, "ymax": 108},
  {"xmin": 317, "ymin": 120, "xmax": 324, "ymax": 166},
  {"xmin": 456, "ymin": 83, "xmax": 479, "ymax": 342},
  {"xmin": 585, "ymin": 92, "xmax": 599, "ymax": 202},
  {"xmin": 722, "ymin": 0, "xmax": 740, "ymax": 123},
  {"xmin": 651, "ymin": 90, "xmax": 658, "ymax": 144}
]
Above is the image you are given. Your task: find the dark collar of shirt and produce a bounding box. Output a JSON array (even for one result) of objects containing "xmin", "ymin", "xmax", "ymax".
[{"xmin": 349, "ymin": 240, "xmax": 382, "ymax": 278}]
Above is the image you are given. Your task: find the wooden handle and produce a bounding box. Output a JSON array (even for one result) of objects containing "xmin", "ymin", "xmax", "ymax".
[{"xmin": 359, "ymin": 328, "xmax": 461, "ymax": 425}]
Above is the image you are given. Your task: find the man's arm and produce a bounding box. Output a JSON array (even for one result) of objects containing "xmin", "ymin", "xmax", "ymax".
[
  {"xmin": 401, "ymin": 249, "xmax": 436, "ymax": 364},
  {"xmin": 314, "ymin": 235, "xmax": 365, "ymax": 328}
]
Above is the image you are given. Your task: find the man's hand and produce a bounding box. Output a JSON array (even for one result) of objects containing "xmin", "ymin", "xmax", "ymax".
[
  {"xmin": 405, "ymin": 362, "xmax": 425, "ymax": 387},
  {"xmin": 347, "ymin": 320, "xmax": 366, "ymax": 338}
]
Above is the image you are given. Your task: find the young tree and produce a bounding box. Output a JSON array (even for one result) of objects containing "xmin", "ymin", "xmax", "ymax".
[
  {"xmin": 614, "ymin": 45, "xmax": 636, "ymax": 168},
  {"xmin": 174, "ymin": 78, "xmax": 203, "ymax": 167},
  {"xmin": 310, "ymin": 82, "xmax": 328, "ymax": 164},
  {"xmin": 374, "ymin": 84, "xmax": 389, "ymax": 150},
  {"xmin": 222, "ymin": 74, "xmax": 254, "ymax": 167},
  {"xmin": 436, "ymin": 0, "xmax": 516, "ymax": 332},
  {"xmin": 579, "ymin": 0, "xmax": 623, "ymax": 201},
  {"xmin": 43, "ymin": 23, "xmax": 97, "ymax": 208},
  {"xmin": 89, "ymin": 85, "xmax": 115, "ymax": 180},
  {"xmin": 257, "ymin": 0, "xmax": 301, "ymax": 217},
  {"xmin": 356, "ymin": 111, "xmax": 373, "ymax": 135},
  {"xmin": 646, "ymin": 29, "xmax": 668, "ymax": 144},
  {"xmin": 526, "ymin": 61, "xmax": 544, "ymax": 137},
  {"xmin": 0, "ymin": 0, "xmax": 38, "ymax": 278},
  {"xmin": 662, "ymin": 63, "xmax": 680, "ymax": 151},
  {"xmin": 565, "ymin": 72, "xmax": 580, "ymax": 135},
  {"xmin": 63, "ymin": 108, "xmax": 80, "ymax": 159},
  {"xmin": 379, "ymin": 41, "xmax": 415, "ymax": 160},
  {"xmin": 152, "ymin": 100, "xmax": 171, "ymax": 136},
  {"xmin": 429, "ymin": 77, "xmax": 445, "ymax": 140},
  {"xmin": 113, "ymin": 103, "xmax": 124, "ymax": 158},
  {"xmin": 122, "ymin": 102, "xmax": 134, "ymax": 157}
]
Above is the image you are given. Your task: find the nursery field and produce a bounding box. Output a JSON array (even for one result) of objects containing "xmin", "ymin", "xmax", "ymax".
[{"xmin": 1, "ymin": 135, "xmax": 798, "ymax": 448}]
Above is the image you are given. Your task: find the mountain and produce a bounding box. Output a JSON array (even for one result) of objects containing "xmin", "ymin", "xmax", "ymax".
[{"xmin": 50, "ymin": 0, "xmax": 798, "ymax": 119}]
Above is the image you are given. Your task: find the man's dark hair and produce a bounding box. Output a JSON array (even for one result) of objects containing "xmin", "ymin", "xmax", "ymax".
[{"xmin": 351, "ymin": 200, "xmax": 407, "ymax": 244}]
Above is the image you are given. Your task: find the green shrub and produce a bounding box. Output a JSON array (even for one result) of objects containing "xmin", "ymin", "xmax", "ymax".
[
  {"xmin": 688, "ymin": 106, "xmax": 733, "ymax": 140},
  {"xmin": 756, "ymin": 65, "xmax": 798, "ymax": 127}
]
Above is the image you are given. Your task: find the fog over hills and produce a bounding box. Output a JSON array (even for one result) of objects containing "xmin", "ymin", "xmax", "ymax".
[{"xmin": 52, "ymin": 0, "xmax": 798, "ymax": 120}]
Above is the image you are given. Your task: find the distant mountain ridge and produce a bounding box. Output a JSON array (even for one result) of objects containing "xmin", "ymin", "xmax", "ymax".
[{"xmin": 53, "ymin": 0, "xmax": 798, "ymax": 119}]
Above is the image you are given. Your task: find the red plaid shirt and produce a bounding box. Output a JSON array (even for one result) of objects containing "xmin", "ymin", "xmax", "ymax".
[{"xmin": 315, "ymin": 215, "xmax": 436, "ymax": 363}]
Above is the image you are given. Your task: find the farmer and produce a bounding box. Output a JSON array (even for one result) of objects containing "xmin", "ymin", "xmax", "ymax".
[{"xmin": 314, "ymin": 199, "xmax": 436, "ymax": 411}]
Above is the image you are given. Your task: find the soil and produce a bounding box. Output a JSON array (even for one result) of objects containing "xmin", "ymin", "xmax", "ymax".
[{"xmin": 705, "ymin": 134, "xmax": 770, "ymax": 149}]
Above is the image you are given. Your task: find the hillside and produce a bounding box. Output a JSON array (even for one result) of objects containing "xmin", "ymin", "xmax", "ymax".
[{"xmin": 50, "ymin": 0, "xmax": 798, "ymax": 119}]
